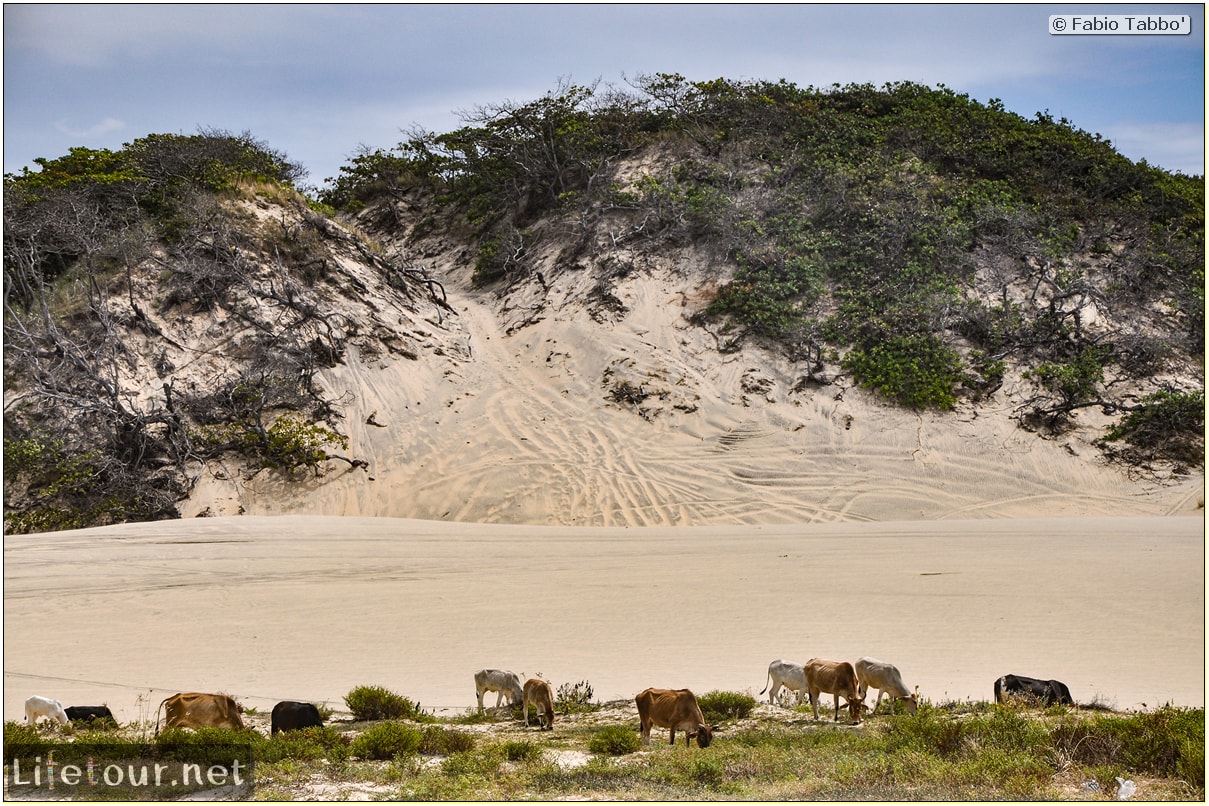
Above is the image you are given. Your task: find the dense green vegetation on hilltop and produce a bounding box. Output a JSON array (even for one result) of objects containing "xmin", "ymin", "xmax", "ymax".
[{"xmin": 325, "ymin": 75, "xmax": 1203, "ymax": 427}]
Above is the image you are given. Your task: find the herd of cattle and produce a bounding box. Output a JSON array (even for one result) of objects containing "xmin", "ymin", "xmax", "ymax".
[{"xmin": 20, "ymin": 659, "xmax": 1075, "ymax": 749}]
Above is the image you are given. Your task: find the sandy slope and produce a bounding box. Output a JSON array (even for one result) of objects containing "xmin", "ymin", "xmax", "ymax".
[
  {"xmin": 183, "ymin": 262, "xmax": 1203, "ymax": 525},
  {"xmin": 4, "ymin": 515, "xmax": 1202, "ymax": 725}
]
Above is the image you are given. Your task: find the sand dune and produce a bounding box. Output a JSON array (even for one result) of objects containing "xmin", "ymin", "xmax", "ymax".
[
  {"xmin": 4, "ymin": 515, "xmax": 1202, "ymax": 724},
  {"xmin": 5, "ymin": 260, "xmax": 1203, "ymax": 727},
  {"xmin": 184, "ymin": 265, "xmax": 1203, "ymax": 525}
]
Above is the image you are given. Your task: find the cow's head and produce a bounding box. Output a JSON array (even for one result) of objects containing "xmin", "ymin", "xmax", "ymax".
[
  {"xmin": 693, "ymin": 723, "xmax": 718, "ymax": 748},
  {"xmin": 847, "ymin": 694, "xmax": 866, "ymax": 723},
  {"xmin": 900, "ymin": 693, "xmax": 920, "ymax": 715}
]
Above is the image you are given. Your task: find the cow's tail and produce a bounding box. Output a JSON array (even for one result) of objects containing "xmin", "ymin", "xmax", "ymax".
[
  {"xmin": 993, "ymin": 676, "xmax": 1006, "ymax": 704},
  {"xmin": 154, "ymin": 695, "xmax": 171, "ymax": 735},
  {"xmin": 758, "ymin": 670, "xmax": 771, "ymax": 696}
]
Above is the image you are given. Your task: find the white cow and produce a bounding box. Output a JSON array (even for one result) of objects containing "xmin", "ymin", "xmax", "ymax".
[
  {"xmin": 855, "ymin": 656, "xmax": 919, "ymax": 715},
  {"xmin": 758, "ymin": 659, "xmax": 809, "ymax": 707},
  {"xmin": 474, "ymin": 669, "xmax": 524, "ymax": 711},
  {"xmin": 25, "ymin": 695, "xmax": 68, "ymax": 725}
]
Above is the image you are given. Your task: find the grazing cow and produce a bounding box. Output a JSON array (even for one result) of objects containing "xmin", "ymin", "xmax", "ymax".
[
  {"xmin": 474, "ymin": 669, "xmax": 524, "ymax": 711},
  {"xmin": 994, "ymin": 674, "xmax": 1074, "ymax": 706},
  {"xmin": 522, "ymin": 678, "xmax": 555, "ymax": 730},
  {"xmin": 805, "ymin": 659, "xmax": 865, "ymax": 723},
  {"xmin": 271, "ymin": 701, "xmax": 324, "ymax": 735},
  {"xmin": 64, "ymin": 705, "xmax": 117, "ymax": 725},
  {"xmin": 854, "ymin": 657, "xmax": 919, "ymax": 715},
  {"xmin": 758, "ymin": 659, "xmax": 809, "ymax": 707},
  {"xmin": 24, "ymin": 696, "xmax": 68, "ymax": 726},
  {"xmin": 635, "ymin": 688, "xmax": 716, "ymax": 748},
  {"xmin": 156, "ymin": 692, "xmax": 244, "ymax": 732}
]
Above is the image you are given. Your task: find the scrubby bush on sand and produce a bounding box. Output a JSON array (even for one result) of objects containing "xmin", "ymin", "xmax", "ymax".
[
  {"xmin": 343, "ymin": 685, "xmax": 425, "ymax": 721},
  {"xmin": 697, "ymin": 690, "xmax": 757, "ymax": 723}
]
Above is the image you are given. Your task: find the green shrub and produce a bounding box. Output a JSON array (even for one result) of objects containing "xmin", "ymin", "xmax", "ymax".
[
  {"xmin": 261, "ymin": 414, "xmax": 349, "ymax": 471},
  {"xmin": 501, "ymin": 740, "xmax": 543, "ymax": 762},
  {"xmin": 882, "ymin": 706, "xmax": 968, "ymax": 757},
  {"xmin": 1, "ymin": 437, "xmax": 164, "ymax": 534},
  {"xmin": 3, "ymin": 721, "xmax": 50, "ymax": 760},
  {"xmin": 349, "ymin": 721, "xmax": 422, "ymax": 760},
  {"xmin": 688, "ymin": 755, "xmax": 726, "ymax": 786},
  {"xmin": 344, "ymin": 685, "xmax": 422, "ymax": 721},
  {"xmin": 1103, "ymin": 389, "xmax": 1205, "ymax": 467},
  {"xmin": 187, "ymin": 413, "xmax": 350, "ymax": 474},
  {"xmin": 1026, "ymin": 345, "xmax": 1107, "ymax": 405},
  {"xmin": 1047, "ymin": 708, "xmax": 1204, "ymax": 793},
  {"xmin": 697, "ymin": 690, "xmax": 757, "ymax": 723},
  {"xmin": 589, "ymin": 724, "xmax": 641, "ymax": 755},
  {"xmin": 260, "ymin": 725, "xmax": 349, "ymax": 763},
  {"xmin": 843, "ymin": 334, "xmax": 964, "ymax": 409},
  {"xmin": 556, "ymin": 680, "xmax": 598, "ymax": 714}
]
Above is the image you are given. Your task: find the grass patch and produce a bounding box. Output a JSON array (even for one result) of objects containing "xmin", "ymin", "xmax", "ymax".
[{"xmin": 7, "ymin": 700, "xmax": 1199, "ymax": 800}]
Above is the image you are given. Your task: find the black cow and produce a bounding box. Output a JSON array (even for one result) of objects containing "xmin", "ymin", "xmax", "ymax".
[
  {"xmin": 64, "ymin": 705, "xmax": 116, "ymax": 725},
  {"xmin": 270, "ymin": 700, "xmax": 324, "ymax": 735},
  {"xmin": 994, "ymin": 674, "xmax": 1074, "ymax": 706}
]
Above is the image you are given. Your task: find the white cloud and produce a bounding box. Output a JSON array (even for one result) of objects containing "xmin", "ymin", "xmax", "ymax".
[
  {"xmin": 6, "ymin": 5, "xmax": 293, "ymax": 68},
  {"xmin": 55, "ymin": 117, "xmax": 126, "ymax": 139},
  {"xmin": 4, "ymin": 4, "xmax": 1201, "ymax": 181},
  {"xmin": 1105, "ymin": 122, "xmax": 1205, "ymax": 176}
]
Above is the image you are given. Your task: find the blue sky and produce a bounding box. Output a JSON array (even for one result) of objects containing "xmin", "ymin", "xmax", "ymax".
[{"xmin": 4, "ymin": 3, "xmax": 1204, "ymax": 189}]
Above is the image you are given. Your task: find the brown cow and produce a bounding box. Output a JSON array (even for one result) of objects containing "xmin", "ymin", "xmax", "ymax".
[
  {"xmin": 635, "ymin": 688, "xmax": 716, "ymax": 748},
  {"xmin": 805, "ymin": 659, "xmax": 865, "ymax": 723},
  {"xmin": 157, "ymin": 692, "xmax": 244, "ymax": 732},
  {"xmin": 522, "ymin": 678, "xmax": 555, "ymax": 730}
]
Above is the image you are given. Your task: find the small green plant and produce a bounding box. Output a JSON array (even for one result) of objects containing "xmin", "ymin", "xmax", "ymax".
[
  {"xmin": 697, "ymin": 690, "xmax": 757, "ymax": 723},
  {"xmin": 260, "ymin": 414, "xmax": 349, "ymax": 471},
  {"xmin": 501, "ymin": 739, "xmax": 543, "ymax": 762},
  {"xmin": 843, "ymin": 333, "xmax": 964, "ymax": 409},
  {"xmin": 588, "ymin": 724, "xmax": 641, "ymax": 756},
  {"xmin": 1027, "ymin": 347, "xmax": 1107, "ymax": 406},
  {"xmin": 343, "ymin": 685, "xmax": 422, "ymax": 721},
  {"xmin": 555, "ymin": 680, "xmax": 599, "ymax": 714}
]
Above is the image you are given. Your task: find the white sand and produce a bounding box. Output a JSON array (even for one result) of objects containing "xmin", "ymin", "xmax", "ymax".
[
  {"xmin": 5, "ymin": 257, "xmax": 1203, "ymax": 725},
  {"xmin": 4, "ymin": 514, "xmax": 1202, "ymax": 723}
]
